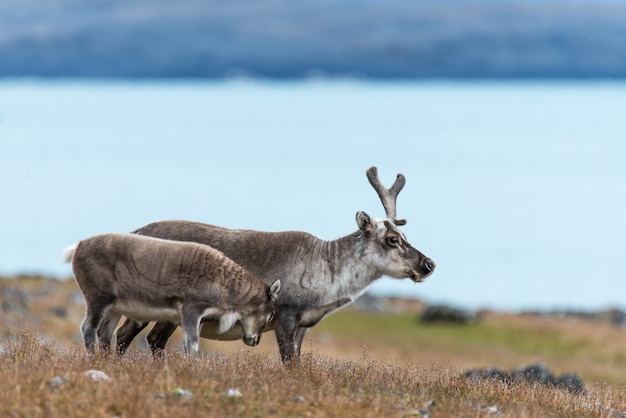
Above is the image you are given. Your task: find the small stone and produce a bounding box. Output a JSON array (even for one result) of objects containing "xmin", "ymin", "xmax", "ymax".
[
  {"xmin": 420, "ymin": 304, "xmax": 479, "ymax": 324},
  {"xmin": 293, "ymin": 395, "xmax": 305, "ymax": 403},
  {"xmin": 223, "ymin": 388, "xmax": 243, "ymax": 397},
  {"xmin": 477, "ymin": 405, "xmax": 502, "ymax": 414},
  {"xmin": 83, "ymin": 370, "xmax": 113, "ymax": 382},
  {"xmin": 48, "ymin": 306, "xmax": 68, "ymax": 318},
  {"xmin": 156, "ymin": 388, "xmax": 192, "ymax": 399},
  {"xmin": 47, "ymin": 376, "xmax": 69, "ymax": 389},
  {"xmin": 170, "ymin": 388, "xmax": 192, "ymax": 398}
]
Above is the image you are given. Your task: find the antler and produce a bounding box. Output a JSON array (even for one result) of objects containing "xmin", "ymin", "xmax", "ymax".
[{"xmin": 366, "ymin": 166, "xmax": 407, "ymax": 225}]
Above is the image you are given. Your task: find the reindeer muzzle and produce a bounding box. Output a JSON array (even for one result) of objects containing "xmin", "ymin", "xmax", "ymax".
[
  {"xmin": 243, "ymin": 335, "xmax": 260, "ymax": 347},
  {"xmin": 412, "ymin": 258, "xmax": 436, "ymax": 282},
  {"xmin": 411, "ymin": 274, "xmax": 424, "ymax": 283}
]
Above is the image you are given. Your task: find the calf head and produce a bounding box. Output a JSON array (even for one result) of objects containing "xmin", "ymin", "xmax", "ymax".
[
  {"xmin": 240, "ymin": 279, "xmax": 281, "ymax": 346},
  {"xmin": 358, "ymin": 167, "xmax": 436, "ymax": 282}
]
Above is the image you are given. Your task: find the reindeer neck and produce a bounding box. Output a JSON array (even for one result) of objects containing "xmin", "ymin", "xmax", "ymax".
[{"xmin": 315, "ymin": 231, "xmax": 383, "ymax": 302}]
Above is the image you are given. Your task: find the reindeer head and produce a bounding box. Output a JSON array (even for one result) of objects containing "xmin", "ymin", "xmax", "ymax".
[
  {"xmin": 240, "ymin": 279, "xmax": 281, "ymax": 346},
  {"xmin": 356, "ymin": 167, "xmax": 435, "ymax": 282}
]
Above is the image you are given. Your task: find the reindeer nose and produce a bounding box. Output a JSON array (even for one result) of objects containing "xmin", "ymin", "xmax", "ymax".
[
  {"xmin": 243, "ymin": 335, "xmax": 259, "ymax": 347},
  {"xmin": 422, "ymin": 258, "xmax": 436, "ymax": 274}
]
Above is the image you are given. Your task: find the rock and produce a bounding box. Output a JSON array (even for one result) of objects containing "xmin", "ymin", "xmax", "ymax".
[
  {"xmin": 463, "ymin": 363, "xmax": 585, "ymax": 394},
  {"xmin": 476, "ymin": 405, "xmax": 502, "ymax": 414},
  {"xmin": 464, "ymin": 367, "xmax": 510, "ymax": 382},
  {"xmin": 0, "ymin": 286, "xmax": 31, "ymax": 314},
  {"xmin": 555, "ymin": 373, "xmax": 585, "ymax": 394},
  {"xmin": 156, "ymin": 388, "xmax": 192, "ymax": 399},
  {"xmin": 583, "ymin": 402, "xmax": 626, "ymax": 418},
  {"xmin": 420, "ymin": 305, "xmax": 478, "ymax": 324},
  {"xmin": 511, "ymin": 363, "xmax": 555, "ymax": 384},
  {"xmin": 83, "ymin": 370, "xmax": 113, "ymax": 382},
  {"xmin": 48, "ymin": 306, "xmax": 68, "ymax": 318},
  {"xmin": 47, "ymin": 376, "xmax": 69, "ymax": 390},
  {"xmin": 223, "ymin": 388, "xmax": 243, "ymax": 397},
  {"xmin": 171, "ymin": 388, "xmax": 192, "ymax": 397}
]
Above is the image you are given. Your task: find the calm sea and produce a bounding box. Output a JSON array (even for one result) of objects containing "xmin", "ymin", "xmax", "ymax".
[{"xmin": 1, "ymin": 79, "xmax": 625, "ymax": 311}]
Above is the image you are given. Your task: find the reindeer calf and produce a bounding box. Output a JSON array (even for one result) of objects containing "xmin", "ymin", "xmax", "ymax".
[{"xmin": 64, "ymin": 233, "xmax": 280, "ymax": 355}]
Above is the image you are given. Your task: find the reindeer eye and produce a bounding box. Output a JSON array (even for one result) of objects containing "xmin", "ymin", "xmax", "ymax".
[{"xmin": 386, "ymin": 236, "xmax": 400, "ymax": 247}]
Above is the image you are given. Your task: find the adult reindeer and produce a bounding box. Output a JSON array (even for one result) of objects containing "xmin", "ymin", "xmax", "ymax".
[{"xmin": 116, "ymin": 167, "xmax": 435, "ymax": 363}]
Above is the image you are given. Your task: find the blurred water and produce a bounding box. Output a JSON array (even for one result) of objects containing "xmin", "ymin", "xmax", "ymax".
[{"xmin": 1, "ymin": 78, "xmax": 625, "ymax": 311}]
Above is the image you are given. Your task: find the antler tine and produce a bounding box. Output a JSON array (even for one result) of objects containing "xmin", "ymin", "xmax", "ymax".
[{"xmin": 366, "ymin": 166, "xmax": 407, "ymax": 225}]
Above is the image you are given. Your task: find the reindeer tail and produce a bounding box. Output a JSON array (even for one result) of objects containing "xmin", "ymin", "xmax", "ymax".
[{"xmin": 63, "ymin": 243, "xmax": 78, "ymax": 263}]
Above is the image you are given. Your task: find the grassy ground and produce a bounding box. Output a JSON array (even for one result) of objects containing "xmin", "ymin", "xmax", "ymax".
[
  {"xmin": 2, "ymin": 276, "xmax": 626, "ymax": 417},
  {"xmin": 306, "ymin": 309, "xmax": 626, "ymax": 388}
]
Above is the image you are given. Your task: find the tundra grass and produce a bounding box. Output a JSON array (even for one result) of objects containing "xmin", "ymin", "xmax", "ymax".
[
  {"xmin": 3, "ymin": 276, "xmax": 626, "ymax": 416},
  {"xmin": 0, "ymin": 330, "xmax": 624, "ymax": 418},
  {"xmin": 308, "ymin": 309, "xmax": 626, "ymax": 388}
]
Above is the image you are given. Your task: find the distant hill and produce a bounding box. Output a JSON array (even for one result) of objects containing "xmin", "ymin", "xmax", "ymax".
[{"xmin": 1, "ymin": 0, "xmax": 625, "ymax": 79}]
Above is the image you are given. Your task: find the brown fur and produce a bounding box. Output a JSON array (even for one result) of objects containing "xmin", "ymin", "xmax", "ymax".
[{"xmin": 66, "ymin": 233, "xmax": 280, "ymax": 354}]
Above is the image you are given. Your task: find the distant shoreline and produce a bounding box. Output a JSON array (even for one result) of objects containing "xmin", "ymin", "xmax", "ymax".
[
  {"xmin": 3, "ymin": 275, "xmax": 626, "ymax": 322},
  {"xmin": 2, "ymin": 0, "xmax": 626, "ymax": 79}
]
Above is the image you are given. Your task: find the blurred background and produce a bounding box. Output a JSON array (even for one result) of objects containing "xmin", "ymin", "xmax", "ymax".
[{"xmin": 1, "ymin": 0, "xmax": 625, "ymax": 311}]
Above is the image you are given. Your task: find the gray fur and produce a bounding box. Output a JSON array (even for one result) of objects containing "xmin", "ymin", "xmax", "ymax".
[
  {"xmin": 116, "ymin": 166, "xmax": 435, "ymax": 363},
  {"xmin": 65, "ymin": 233, "xmax": 280, "ymax": 355}
]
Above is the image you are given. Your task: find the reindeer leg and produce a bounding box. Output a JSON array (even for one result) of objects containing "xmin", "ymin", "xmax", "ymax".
[
  {"xmin": 81, "ymin": 311, "xmax": 98, "ymax": 355},
  {"xmin": 294, "ymin": 327, "xmax": 308, "ymax": 357},
  {"xmin": 181, "ymin": 308, "xmax": 202, "ymax": 356},
  {"xmin": 146, "ymin": 321, "xmax": 178, "ymax": 355},
  {"xmin": 115, "ymin": 318, "xmax": 149, "ymax": 355},
  {"xmin": 81, "ymin": 300, "xmax": 109, "ymax": 355},
  {"xmin": 274, "ymin": 310, "xmax": 299, "ymax": 365},
  {"xmin": 97, "ymin": 312, "xmax": 121, "ymax": 354},
  {"xmin": 291, "ymin": 298, "xmax": 350, "ymax": 357}
]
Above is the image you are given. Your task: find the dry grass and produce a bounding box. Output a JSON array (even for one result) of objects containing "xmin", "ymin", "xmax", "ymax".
[
  {"xmin": 306, "ymin": 310, "xmax": 626, "ymax": 388},
  {"xmin": 2, "ymin": 276, "xmax": 626, "ymax": 417},
  {"xmin": 2, "ymin": 331, "xmax": 625, "ymax": 418}
]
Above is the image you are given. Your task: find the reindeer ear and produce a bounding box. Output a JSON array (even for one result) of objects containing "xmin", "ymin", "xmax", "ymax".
[
  {"xmin": 268, "ymin": 279, "xmax": 281, "ymax": 300},
  {"xmin": 356, "ymin": 211, "xmax": 376, "ymax": 234}
]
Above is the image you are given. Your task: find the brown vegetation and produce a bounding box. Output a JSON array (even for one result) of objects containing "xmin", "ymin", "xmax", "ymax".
[{"xmin": 2, "ymin": 276, "xmax": 626, "ymax": 417}]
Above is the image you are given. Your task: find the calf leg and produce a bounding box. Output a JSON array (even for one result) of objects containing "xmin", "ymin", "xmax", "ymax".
[
  {"xmin": 146, "ymin": 321, "xmax": 178, "ymax": 355},
  {"xmin": 97, "ymin": 312, "xmax": 121, "ymax": 354},
  {"xmin": 115, "ymin": 318, "xmax": 149, "ymax": 355},
  {"xmin": 81, "ymin": 301, "xmax": 109, "ymax": 354},
  {"xmin": 181, "ymin": 309, "xmax": 202, "ymax": 355},
  {"xmin": 81, "ymin": 313, "xmax": 98, "ymax": 354}
]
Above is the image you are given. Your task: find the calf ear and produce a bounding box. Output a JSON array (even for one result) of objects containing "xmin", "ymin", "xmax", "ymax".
[
  {"xmin": 356, "ymin": 211, "xmax": 376, "ymax": 234},
  {"xmin": 268, "ymin": 279, "xmax": 281, "ymax": 300}
]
